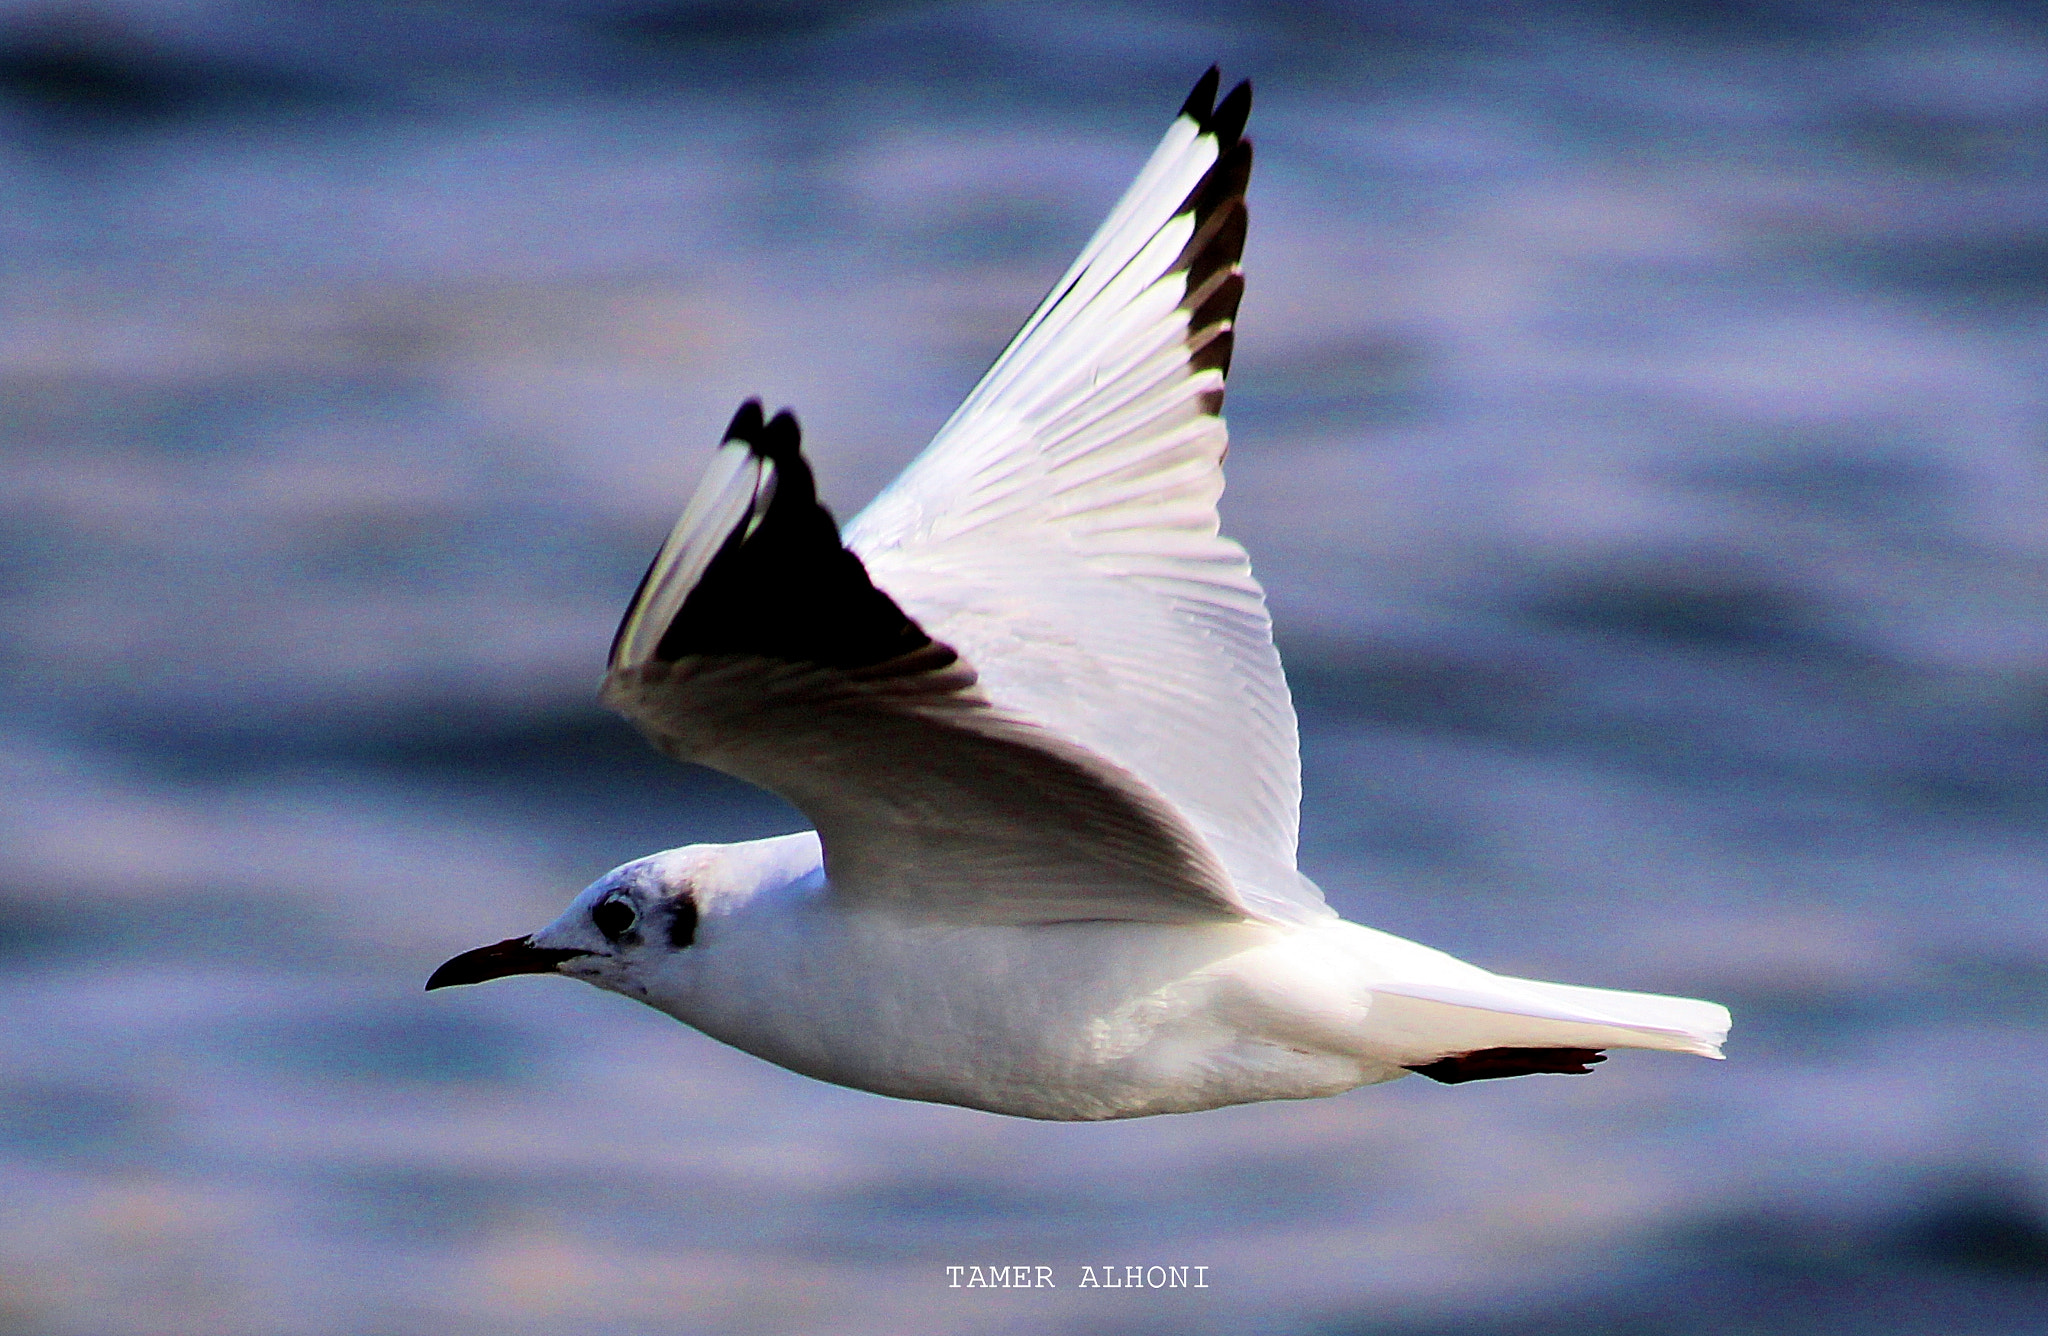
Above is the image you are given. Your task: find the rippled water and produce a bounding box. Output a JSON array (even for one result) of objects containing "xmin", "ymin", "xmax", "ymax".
[{"xmin": 4, "ymin": 2, "xmax": 2048, "ymax": 1333}]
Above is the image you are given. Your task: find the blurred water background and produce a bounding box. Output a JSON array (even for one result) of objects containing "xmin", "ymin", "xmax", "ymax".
[{"xmin": 4, "ymin": 1, "xmax": 2048, "ymax": 1332}]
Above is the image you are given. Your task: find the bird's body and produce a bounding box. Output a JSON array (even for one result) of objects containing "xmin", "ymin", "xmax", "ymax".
[
  {"xmin": 585, "ymin": 835, "xmax": 1359, "ymax": 1122},
  {"xmin": 542, "ymin": 833, "xmax": 1718, "ymax": 1121},
  {"xmin": 430, "ymin": 69, "xmax": 1730, "ymax": 1119}
]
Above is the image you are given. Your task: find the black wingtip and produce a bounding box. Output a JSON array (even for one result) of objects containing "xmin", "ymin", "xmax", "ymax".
[
  {"xmin": 1405, "ymin": 1047, "xmax": 1611, "ymax": 1084},
  {"xmin": 720, "ymin": 398, "xmax": 801, "ymax": 465},
  {"xmin": 1178, "ymin": 137, "xmax": 1252, "ymax": 224},
  {"xmin": 1179, "ymin": 66, "xmax": 1220, "ymax": 125},
  {"xmin": 653, "ymin": 404, "xmax": 935, "ymax": 670},
  {"xmin": 758, "ymin": 409, "xmax": 802, "ymax": 464},
  {"xmin": 1210, "ymin": 79, "xmax": 1251, "ymax": 151},
  {"xmin": 723, "ymin": 398, "xmax": 765, "ymax": 446}
]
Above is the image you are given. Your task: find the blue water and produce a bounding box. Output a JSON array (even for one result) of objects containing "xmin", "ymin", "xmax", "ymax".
[{"xmin": 5, "ymin": 2, "xmax": 2048, "ymax": 1332}]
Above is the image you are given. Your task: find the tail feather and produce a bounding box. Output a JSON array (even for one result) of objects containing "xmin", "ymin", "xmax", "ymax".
[
  {"xmin": 1501, "ymin": 977, "xmax": 1730, "ymax": 1054},
  {"xmin": 1366, "ymin": 976, "xmax": 1729, "ymax": 1066}
]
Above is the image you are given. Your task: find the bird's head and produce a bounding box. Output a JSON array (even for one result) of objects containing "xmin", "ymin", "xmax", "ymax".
[
  {"xmin": 424, "ymin": 831, "xmax": 821, "ymax": 1000},
  {"xmin": 424, "ymin": 851, "xmax": 698, "ymax": 1000}
]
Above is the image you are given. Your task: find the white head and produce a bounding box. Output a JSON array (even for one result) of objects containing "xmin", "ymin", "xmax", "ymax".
[{"xmin": 425, "ymin": 831, "xmax": 823, "ymax": 1002}]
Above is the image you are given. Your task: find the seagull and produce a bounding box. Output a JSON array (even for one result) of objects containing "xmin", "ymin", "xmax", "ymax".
[{"xmin": 428, "ymin": 69, "xmax": 1729, "ymax": 1120}]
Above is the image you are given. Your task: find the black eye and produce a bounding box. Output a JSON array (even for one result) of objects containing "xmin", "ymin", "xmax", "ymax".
[
  {"xmin": 668, "ymin": 896, "xmax": 698, "ymax": 949},
  {"xmin": 592, "ymin": 897, "xmax": 637, "ymax": 943}
]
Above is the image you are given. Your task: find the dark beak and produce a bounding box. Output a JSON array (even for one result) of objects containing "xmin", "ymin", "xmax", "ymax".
[{"xmin": 425, "ymin": 935, "xmax": 589, "ymax": 991}]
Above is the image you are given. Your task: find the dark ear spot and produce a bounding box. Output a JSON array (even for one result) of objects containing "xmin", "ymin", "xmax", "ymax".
[{"xmin": 668, "ymin": 896, "xmax": 698, "ymax": 949}]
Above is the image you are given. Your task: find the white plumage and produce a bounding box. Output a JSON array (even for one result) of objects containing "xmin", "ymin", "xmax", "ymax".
[{"xmin": 429, "ymin": 70, "xmax": 1728, "ymax": 1120}]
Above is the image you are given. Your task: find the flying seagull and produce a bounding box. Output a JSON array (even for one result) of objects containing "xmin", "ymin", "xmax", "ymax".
[{"xmin": 428, "ymin": 70, "xmax": 1729, "ymax": 1120}]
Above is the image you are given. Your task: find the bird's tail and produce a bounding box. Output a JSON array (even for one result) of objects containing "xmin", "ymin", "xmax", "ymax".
[{"xmin": 1364, "ymin": 974, "xmax": 1729, "ymax": 1065}]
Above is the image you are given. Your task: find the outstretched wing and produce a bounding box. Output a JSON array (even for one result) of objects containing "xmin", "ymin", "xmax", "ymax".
[
  {"xmin": 606, "ymin": 401, "xmax": 1246, "ymax": 926},
  {"xmin": 845, "ymin": 70, "xmax": 1327, "ymax": 923}
]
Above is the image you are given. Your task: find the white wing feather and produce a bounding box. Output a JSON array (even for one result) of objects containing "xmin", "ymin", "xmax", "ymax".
[
  {"xmin": 612, "ymin": 441, "xmax": 773, "ymax": 668},
  {"xmin": 847, "ymin": 79, "xmax": 1328, "ymax": 924}
]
